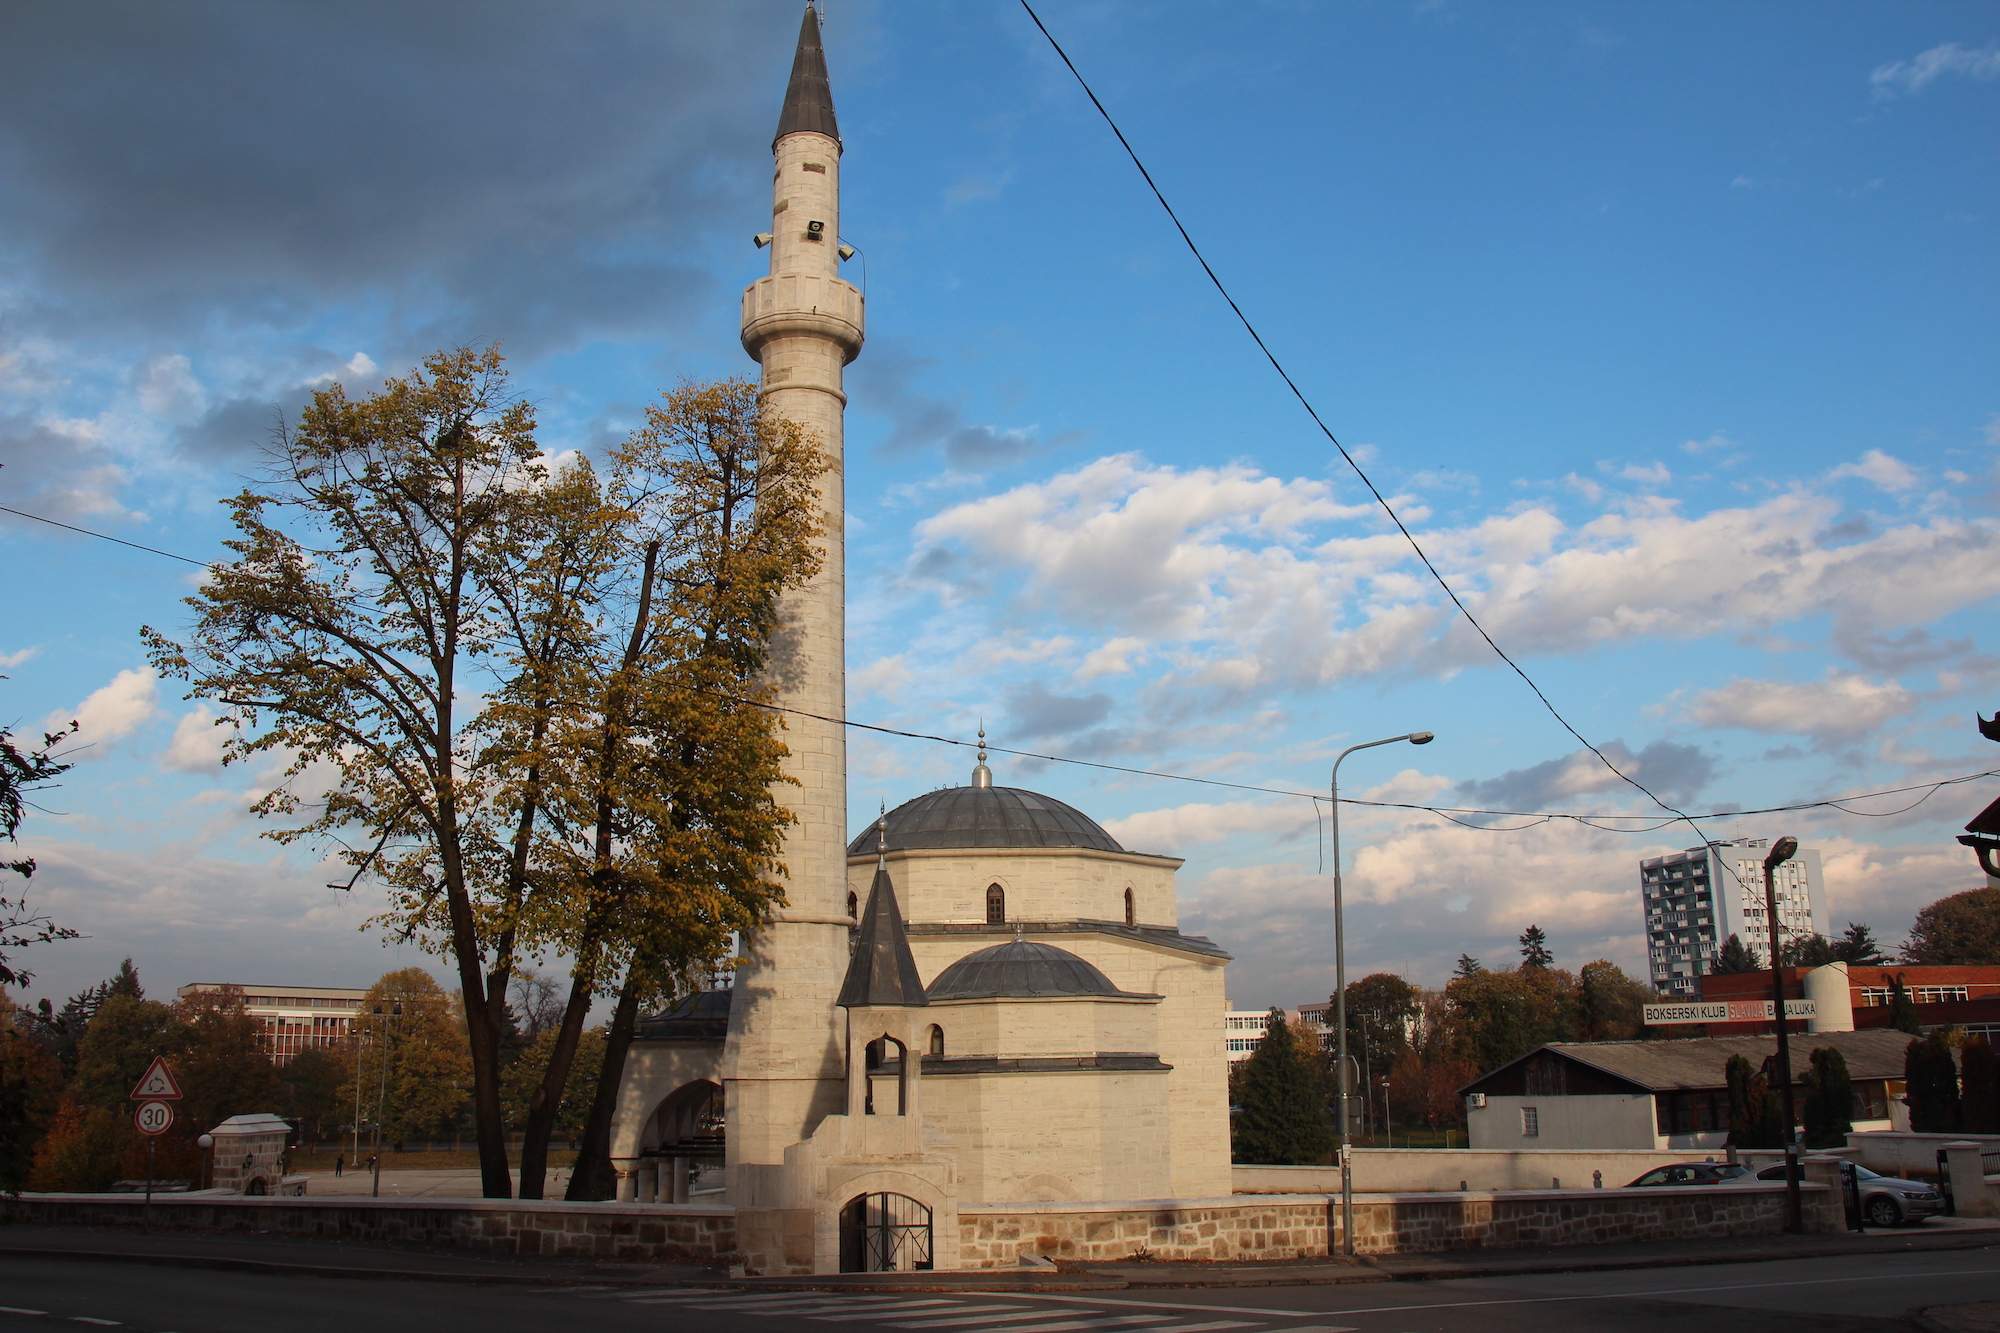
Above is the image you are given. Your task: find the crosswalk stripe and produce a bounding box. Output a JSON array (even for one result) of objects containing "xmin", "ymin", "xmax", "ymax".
[
  {"xmin": 885, "ymin": 1309, "xmax": 1097, "ymax": 1330},
  {"xmin": 956, "ymin": 1316, "xmax": 1174, "ymax": 1333},
  {"xmin": 580, "ymin": 1287, "xmax": 719, "ymax": 1300},
  {"xmin": 1278, "ymin": 1326, "xmax": 1359, "ymax": 1331},
  {"xmin": 675, "ymin": 1296, "xmax": 885, "ymax": 1313},
  {"xmin": 876, "ymin": 1304, "xmax": 1054, "ymax": 1325},
  {"xmin": 810, "ymin": 1299, "xmax": 970, "ymax": 1321},
  {"xmin": 1122, "ymin": 1323, "xmax": 1257, "ymax": 1332}
]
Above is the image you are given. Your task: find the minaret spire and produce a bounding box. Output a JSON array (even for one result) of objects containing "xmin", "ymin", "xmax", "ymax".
[{"xmin": 776, "ymin": 4, "xmax": 839, "ymax": 147}]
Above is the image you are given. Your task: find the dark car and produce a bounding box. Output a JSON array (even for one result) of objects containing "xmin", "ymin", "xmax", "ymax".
[
  {"xmin": 1744, "ymin": 1161, "xmax": 1944, "ymax": 1226},
  {"xmin": 1625, "ymin": 1162, "xmax": 1752, "ymax": 1187}
]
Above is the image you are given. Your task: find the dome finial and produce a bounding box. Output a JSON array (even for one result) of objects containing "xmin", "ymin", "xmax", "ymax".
[
  {"xmin": 877, "ymin": 800, "xmax": 887, "ymax": 862},
  {"xmin": 971, "ymin": 720, "xmax": 993, "ymax": 789},
  {"xmin": 1014, "ymin": 923, "xmax": 1024, "ymax": 945}
]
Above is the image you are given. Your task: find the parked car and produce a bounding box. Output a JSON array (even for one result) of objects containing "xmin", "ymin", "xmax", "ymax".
[
  {"xmin": 1744, "ymin": 1161, "xmax": 1944, "ymax": 1226},
  {"xmin": 1625, "ymin": 1162, "xmax": 1752, "ymax": 1187}
]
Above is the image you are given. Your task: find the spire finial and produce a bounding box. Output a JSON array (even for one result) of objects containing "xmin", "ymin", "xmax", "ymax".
[
  {"xmin": 877, "ymin": 800, "xmax": 887, "ymax": 861},
  {"xmin": 1014, "ymin": 923, "xmax": 1025, "ymax": 945},
  {"xmin": 971, "ymin": 721, "xmax": 993, "ymax": 789}
]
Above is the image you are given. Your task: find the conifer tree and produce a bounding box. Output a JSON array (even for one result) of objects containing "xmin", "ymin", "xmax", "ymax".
[
  {"xmin": 1888, "ymin": 975, "xmax": 1922, "ymax": 1034},
  {"xmin": 1905, "ymin": 1034, "xmax": 1962, "ymax": 1133},
  {"xmin": 1713, "ymin": 934, "xmax": 1758, "ymax": 974},
  {"xmin": 1959, "ymin": 1037, "xmax": 1999, "ymax": 1134},
  {"xmin": 1801, "ymin": 1047, "xmax": 1853, "ymax": 1148},
  {"xmin": 1231, "ymin": 1010, "xmax": 1334, "ymax": 1165},
  {"xmin": 1518, "ymin": 925, "xmax": 1553, "ymax": 970}
]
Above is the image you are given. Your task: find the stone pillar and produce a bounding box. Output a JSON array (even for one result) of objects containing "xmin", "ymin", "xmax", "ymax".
[
  {"xmin": 1943, "ymin": 1141, "xmax": 1995, "ymax": 1217},
  {"xmin": 617, "ymin": 1170, "xmax": 638, "ymax": 1203},
  {"xmin": 669, "ymin": 1156, "xmax": 690, "ymax": 1205},
  {"xmin": 1801, "ymin": 1156, "xmax": 1847, "ymax": 1233}
]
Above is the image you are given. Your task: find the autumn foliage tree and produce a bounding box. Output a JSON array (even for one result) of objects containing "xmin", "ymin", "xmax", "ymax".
[
  {"xmin": 1231, "ymin": 1011, "xmax": 1333, "ymax": 1164},
  {"xmin": 145, "ymin": 351, "xmax": 825, "ymax": 1198},
  {"xmin": 1903, "ymin": 889, "xmax": 2000, "ymax": 965}
]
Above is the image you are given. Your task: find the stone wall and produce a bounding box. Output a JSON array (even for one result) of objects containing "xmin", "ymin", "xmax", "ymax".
[
  {"xmin": 1, "ymin": 1194, "xmax": 736, "ymax": 1266},
  {"xmin": 959, "ymin": 1183, "xmax": 1833, "ymax": 1268}
]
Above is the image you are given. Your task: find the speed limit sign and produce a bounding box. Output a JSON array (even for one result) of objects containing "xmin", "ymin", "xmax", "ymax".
[{"xmin": 134, "ymin": 1100, "xmax": 174, "ymax": 1136}]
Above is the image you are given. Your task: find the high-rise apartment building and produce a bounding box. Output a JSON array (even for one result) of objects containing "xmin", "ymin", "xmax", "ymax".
[{"xmin": 1639, "ymin": 839, "xmax": 1828, "ymax": 995}]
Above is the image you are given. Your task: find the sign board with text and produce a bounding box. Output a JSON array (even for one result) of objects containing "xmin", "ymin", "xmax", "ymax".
[
  {"xmin": 134, "ymin": 1100, "xmax": 174, "ymax": 1136},
  {"xmin": 1643, "ymin": 999, "xmax": 1816, "ymax": 1026}
]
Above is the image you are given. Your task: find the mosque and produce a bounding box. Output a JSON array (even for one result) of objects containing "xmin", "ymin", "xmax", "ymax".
[{"xmin": 607, "ymin": 7, "xmax": 1232, "ymax": 1274}]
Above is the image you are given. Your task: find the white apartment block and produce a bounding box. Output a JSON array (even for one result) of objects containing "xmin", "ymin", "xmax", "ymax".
[
  {"xmin": 177, "ymin": 982, "xmax": 369, "ymax": 1065},
  {"xmin": 1640, "ymin": 838, "xmax": 1828, "ymax": 996}
]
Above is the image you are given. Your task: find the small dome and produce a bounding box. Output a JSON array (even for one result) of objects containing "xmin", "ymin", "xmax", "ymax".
[
  {"xmin": 850, "ymin": 785, "xmax": 1123, "ymax": 856},
  {"xmin": 927, "ymin": 939, "xmax": 1125, "ymax": 1000}
]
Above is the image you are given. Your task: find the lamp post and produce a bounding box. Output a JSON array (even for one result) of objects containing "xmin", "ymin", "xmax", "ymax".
[
  {"xmin": 1332, "ymin": 729, "xmax": 1434, "ymax": 1257},
  {"xmin": 1763, "ymin": 835, "xmax": 1802, "ymax": 1233},
  {"xmin": 371, "ymin": 999, "xmax": 401, "ymax": 1199}
]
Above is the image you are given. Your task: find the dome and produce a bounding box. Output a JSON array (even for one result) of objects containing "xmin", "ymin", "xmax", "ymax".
[
  {"xmin": 926, "ymin": 939, "xmax": 1125, "ymax": 1001},
  {"xmin": 850, "ymin": 785, "xmax": 1124, "ymax": 856}
]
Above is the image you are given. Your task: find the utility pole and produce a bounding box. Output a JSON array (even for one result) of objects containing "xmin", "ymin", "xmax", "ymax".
[{"xmin": 1764, "ymin": 836, "xmax": 1802, "ymax": 1233}]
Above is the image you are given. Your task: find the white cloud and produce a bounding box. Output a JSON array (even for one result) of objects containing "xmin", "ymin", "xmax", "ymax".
[
  {"xmin": 1619, "ymin": 461, "xmax": 1671, "ymax": 486},
  {"xmin": 1103, "ymin": 798, "xmax": 1316, "ymax": 854},
  {"xmin": 41, "ymin": 666, "xmax": 158, "ymax": 758},
  {"xmin": 1684, "ymin": 671, "xmax": 1914, "ymax": 740},
  {"xmin": 1681, "ymin": 432, "xmax": 1734, "ymax": 456},
  {"xmin": 1562, "ymin": 473, "xmax": 1605, "ymax": 503},
  {"xmin": 851, "ymin": 655, "xmax": 914, "ymax": 700},
  {"xmin": 1870, "ymin": 42, "xmax": 2000, "ymax": 97},
  {"xmin": 911, "ymin": 454, "xmax": 2000, "ymax": 702},
  {"xmin": 307, "ymin": 351, "xmax": 379, "ymax": 386},
  {"xmin": 1829, "ymin": 448, "xmax": 1918, "ymax": 493},
  {"xmin": 135, "ymin": 353, "xmax": 205, "ymax": 419},
  {"xmin": 163, "ymin": 705, "xmax": 231, "ymax": 772},
  {"xmin": 1077, "ymin": 636, "xmax": 1146, "ymax": 681},
  {"xmin": 0, "ymin": 645, "xmax": 41, "ymax": 669}
]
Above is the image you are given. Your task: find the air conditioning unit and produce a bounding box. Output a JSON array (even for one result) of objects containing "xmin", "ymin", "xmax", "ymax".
[{"xmin": 1467, "ymin": 1092, "xmax": 1487, "ymax": 1109}]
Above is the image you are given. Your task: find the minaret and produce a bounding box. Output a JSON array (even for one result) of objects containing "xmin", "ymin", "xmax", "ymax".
[{"xmin": 723, "ymin": 3, "xmax": 867, "ymax": 1186}]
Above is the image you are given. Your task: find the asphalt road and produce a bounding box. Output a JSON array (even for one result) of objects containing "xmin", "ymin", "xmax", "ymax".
[{"xmin": 1, "ymin": 1248, "xmax": 1995, "ymax": 1333}]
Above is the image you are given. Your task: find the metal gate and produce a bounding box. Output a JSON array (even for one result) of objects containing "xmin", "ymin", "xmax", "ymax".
[{"xmin": 839, "ymin": 1192, "xmax": 933, "ymax": 1272}]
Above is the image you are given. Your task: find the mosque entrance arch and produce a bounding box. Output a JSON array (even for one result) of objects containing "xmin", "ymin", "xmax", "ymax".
[
  {"xmin": 838, "ymin": 1191, "xmax": 933, "ymax": 1272},
  {"xmin": 644, "ymin": 1079, "xmax": 724, "ymax": 1158}
]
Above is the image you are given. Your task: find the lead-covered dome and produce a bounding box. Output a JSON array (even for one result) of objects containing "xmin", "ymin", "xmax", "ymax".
[
  {"xmin": 926, "ymin": 939, "xmax": 1125, "ymax": 1000},
  {"xmin": 850, "ymin": 785, "xmax": 1124, "ymax": 856}
]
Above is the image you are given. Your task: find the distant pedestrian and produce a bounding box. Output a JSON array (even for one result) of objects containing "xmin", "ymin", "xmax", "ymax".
[{"xmin": 334, "ymin": 1154, "xmax": 344, "ymax": 1177}]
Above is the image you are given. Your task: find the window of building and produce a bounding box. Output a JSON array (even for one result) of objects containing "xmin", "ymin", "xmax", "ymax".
[
  {"xmin": 1858, "ymin": 987, "xmax": 1892, "ymax": 1007},
  {"xmin": 1916, "ymin": 986, "xmax": 1970, "ymax": 1004},
  {"xmin": 985, "ymin": 883, "xmax": 1004, "ymax": 925},
  {"xmin": 928, "ymin": 1024, "xmax": 944, "ymax": 1058},
  {"xmin": 1123, "ymin": 887, "xmax": 1135, "ymax": 927},
  {"xmin": 1520, "ymin": 1107, "xmax": 1539, "ymax": 1138},
  {"xmin": 846, "ymin": 891, "xmax": 858, "ymax": 922}
]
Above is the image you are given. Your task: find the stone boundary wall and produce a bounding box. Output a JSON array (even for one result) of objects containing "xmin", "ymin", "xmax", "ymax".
[
  {"xmin": 1845, "ymin": 1131, "xmax": 2000, "ymax": 1179},
  {"xmin": 959, "ymin": 1183, "xmax": 1832, "ymax": 1268},
  {"xmin": 1235, "ymin": 1147, "xmax": 1701, "ymax": 1195},
  {"xmin": 0, "ymin": 1193, "xmax": 736, "ymax": 1266}
]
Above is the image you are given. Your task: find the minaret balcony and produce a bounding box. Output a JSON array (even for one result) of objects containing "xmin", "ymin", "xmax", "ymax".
[{"xmin": 741, "ymin": 273, "xmax": 865, "ymax": 363}]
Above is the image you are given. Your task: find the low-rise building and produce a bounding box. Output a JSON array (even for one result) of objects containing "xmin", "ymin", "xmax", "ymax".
[
  {"xmin": 176, "ymin": 982, "xmax": 368, "ymax": 1065},
  {"xmin": 1699, "ymin": 964, "xmax": 2000, "ymax": 1041},
  {"xmin": 1460, "ymin": 1028, "xmax": 1910, "ymax": 1151}
]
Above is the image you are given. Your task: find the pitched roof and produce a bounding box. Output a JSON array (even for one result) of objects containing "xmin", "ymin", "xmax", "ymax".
[
  {"xmin": 775, "ymin": 4, "xmax": 839, "ymax": 146},
  {"xmin": 1464, "ymin": 1027, "xmax": 1916, "ymax": 1096},
  {"xmin": 838, "ymin": 861, "xmax": 928, "ymax": 1008}
]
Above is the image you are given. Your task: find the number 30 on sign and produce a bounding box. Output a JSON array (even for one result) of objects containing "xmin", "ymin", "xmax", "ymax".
[{"xmin": 135, "ymin": 1100, "xmax": 174, "ymax": 1136}]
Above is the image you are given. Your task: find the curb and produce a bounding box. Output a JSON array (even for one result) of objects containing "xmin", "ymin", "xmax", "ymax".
[{"xmin": 0, "ymin": 1245, "xmax": 715, "ymax": 1288}]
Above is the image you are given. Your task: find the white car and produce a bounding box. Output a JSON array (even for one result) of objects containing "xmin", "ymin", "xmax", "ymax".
[{"xmin": 1741, "ymin": 1160, "xmax": 1945, "ymax": 1226}]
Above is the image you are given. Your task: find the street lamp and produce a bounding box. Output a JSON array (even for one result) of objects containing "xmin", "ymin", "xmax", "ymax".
[
  {"xmin": 1332, "ymin": 729, "xmax": 1434, "ymax": 1257},
  {"xmin": 1763, "ymin": 835, "xmax": 1802, "ymax": 1232}
]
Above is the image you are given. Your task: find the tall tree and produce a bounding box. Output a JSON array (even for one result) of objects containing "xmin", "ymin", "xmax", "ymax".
[
  {"xmin": 1960, "ymin": 1037, "xmax": 2000, "ymax": 1135},
  {"xmin": 1445, "ymin": 967, "xmax": 1573, "ymax": 1073},
  {"xmin": 1712, "ymin": 933, "xmax": 1758, "ymax": 975},
  {"xmin": 1452, "ymin": 954, "xmax": 1484, "ymax": 979},
  {"xmin": 1902, "ymin": 889, "xmax": 2000, "ymax": 965},
  {"xmin": 1781, "ymin": 934, "xmax": 1836, "ymax": 968},
  {"xmin": 173, "ymin": 986, "xmax": 283, "ymax": 1147},
  {"xmin": 1830, "ymin": 922, "xmax": 1886, "ymax": 966},
  {"xmin": 342, "ymin": 970, "xmax": 472, "ymax": 1149},
  {"xmin": 278, "ymin": 1046, "xmax": 347, "ymax": 1144},
  {"xmin": 0, "ymin": 998, "xmax": 64, "ymax": 1190},
  {"xmin": 1577, "ymin": 959, "xmax": 1655, "ymax": 1041},
  {"xmin": 1801, "ymin": 1047, "xmax": 1853, "ymax": 1149},
  {"xmin": 0, "ymin": 708, "xmax": 78, "ymax": 988},
  {"xmin": 144, "ymin": 347, "xmax": 540, "ymax": 1195},
  {"xmin": 1905, "ymin": 1034, "xmax": 1962, "ymax": 1133},
  {"xmin": 1887, "ymin": 975, "xmax": 1922, "ymax": 1034},
  {"xmin": 1230, "ymin": 1010, "xmax": 1334, "ymax": 1164},
  {"xmin": 1518, "ymin": 925, "xmax": 1553, "ymax": 970},
  {"xmin": 1340, "ymin": 973, "xmax": 1419, "ymax": 1066}
]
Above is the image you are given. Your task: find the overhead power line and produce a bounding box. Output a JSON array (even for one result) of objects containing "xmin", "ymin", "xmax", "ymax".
[
  {"xmin": 4, "ymin": 500, "xmax": 1993, "ymax": 838},
  {"xmin": 1013, "ymin": 0, "xmax": 1768, "ymax": 892}
]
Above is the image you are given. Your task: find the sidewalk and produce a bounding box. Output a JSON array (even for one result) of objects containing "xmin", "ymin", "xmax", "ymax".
[{"xmin": 3, "ymin": 1214, "xmax": 1995, "ymax": 1292}]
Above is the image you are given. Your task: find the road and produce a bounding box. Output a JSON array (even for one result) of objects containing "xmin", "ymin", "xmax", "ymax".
[{"xmin": 0, "ymin": 1247, "xmax": 1995, "ymax": 1332}]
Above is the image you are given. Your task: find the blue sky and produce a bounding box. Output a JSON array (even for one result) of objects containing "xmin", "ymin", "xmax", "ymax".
[{"xmin": 2, "ymin": 2, "xmax": 1996, "ymax": 1011}]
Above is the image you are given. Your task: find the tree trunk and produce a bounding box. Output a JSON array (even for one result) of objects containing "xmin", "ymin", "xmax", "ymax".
[
  {"xmin": 515, "ymin": 973, "xmax": 595, "ymax": 1199},
  {"xmin": 565, "ymin": 969, "xmax": 645, "ymax": 1201}
]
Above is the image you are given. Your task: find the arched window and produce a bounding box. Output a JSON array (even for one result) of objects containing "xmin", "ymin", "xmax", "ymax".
[
  {"xmin": 1124, "ymin": 887, "xmax": 1136, "ymax": 927},
  {"xmin": 847, "ymin": 890, "xmax": 859, "ymax": 922},
  {"xmin": 928, "ymin": 1024, "xmax": 944, "ymax": 1058},
  {"xmin": 985, "ymin": 883, "xmax": 1005, "ymax": 925}
]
